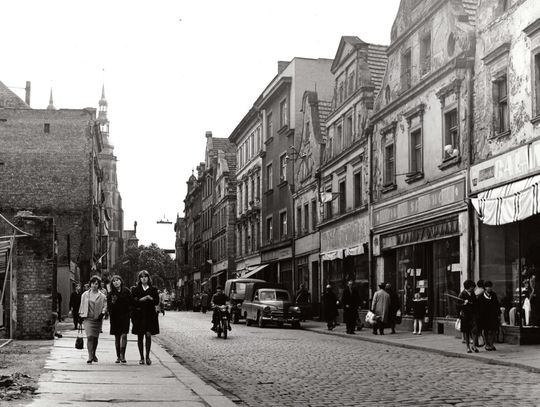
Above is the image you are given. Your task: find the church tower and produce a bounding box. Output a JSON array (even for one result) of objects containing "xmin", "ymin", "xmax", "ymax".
[
  {"xmin": 47, "ymin": 88, "xmax": 55, "ymax": 110},
  {"xmin": 97, "ymin": 84, "xmax": 109, "ymax": 134}
]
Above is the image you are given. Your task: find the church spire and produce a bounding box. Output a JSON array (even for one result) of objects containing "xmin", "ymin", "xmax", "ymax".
[
  {"xmin": 98, "ymin": 83, "xmax": 109, "ymax": 134},
  {"xmin": 46, "ymin": 88, "xmax": 55, "ymax": 110}
]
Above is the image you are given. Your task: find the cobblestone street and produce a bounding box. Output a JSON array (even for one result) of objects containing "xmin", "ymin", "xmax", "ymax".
[{"xmin": 156, "ymin": 311, "xmax": 540, "ymax": 407}]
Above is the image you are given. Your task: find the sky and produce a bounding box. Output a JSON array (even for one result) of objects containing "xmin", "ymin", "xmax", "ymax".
[{"xmin": 1, "ymin": 0, "xmax": 400, "ymax": 251}]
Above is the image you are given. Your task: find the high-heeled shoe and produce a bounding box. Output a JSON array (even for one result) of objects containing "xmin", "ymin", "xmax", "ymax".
[
  {"xmin": 146, "ymin": 357, "xmax": 152, "ymax": 365},
  {"xmin": 139, "ymin": 359, "xmax": 145, "ymax": 365}
]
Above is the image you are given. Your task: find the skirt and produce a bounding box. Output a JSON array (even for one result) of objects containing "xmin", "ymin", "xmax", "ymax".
[{"xmin": 84, "ymin": 318, "xmax": 102, "ymax": 337}]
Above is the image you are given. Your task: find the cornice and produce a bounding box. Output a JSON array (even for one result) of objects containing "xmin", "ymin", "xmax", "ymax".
[
  {"xmin": 482, "ymin": 42, "xmax": 511, "ymax": 66},
  {"xmin": 524, "ymin": 17, "xmax": 540, "ymax": 38}
]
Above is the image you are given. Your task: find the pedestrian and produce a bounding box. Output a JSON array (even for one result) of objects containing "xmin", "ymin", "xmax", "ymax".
[
  {"xmin": 69, "ymin": 283, "xmax": 83, "ymax": 330},
  {"xmin": 158, "ymin": 290, "xmax": 166, "ymax": 316},
  {"xmin": 477, "ymin": 280, "xmax": 501, "ymax": 351},
  {"xmin": 200, "ymin": 290, "xmax": 209, "ymax": 314},
  {"xmin": 57, "ymin": 292, "xmax": 63, "ymax": 322},
  {"xmin": 473, "ymin": 279, "xmax": 485, "ymax": 347},
  {"xmin": 131, "ymin": 270, "xmax": 160, "ymax": 365},
  {"xmin": 341, "ymin": 279, "xmax": 360, "ymax": 334},
  {"xmin": 322, "ymin": 284, "xmax": 339, "ymax": 330},
  {"xmin": 385, "ymin": 283, "xmax": 400, "ymax": 334},
  {"xmin": 458, "ymin": 279, "xmax": 478, "ymax": 353},
  {"xmin": 107, "ymin": 275, "xmax": 132, "ymax": 363},
  {"xmin": 295, "ymin": 284, "xmax": 311, "ymax": 321},
  {"xmin": 412, "ymin": 293, "xmax": 427, "ymax": 335},
  {"xmin": 78, "ymin": 275, "xmax": 107, "ymax": 364},
  {"xmin": 371, "ymin": 283, "xmax": 391, "ymax": 335}
]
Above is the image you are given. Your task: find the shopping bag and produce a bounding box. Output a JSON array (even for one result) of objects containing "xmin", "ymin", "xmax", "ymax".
[
  {"xmin": 75, "ymin": 324, "xmax": 84, "ymax": 349},
  {"xmin": 365, "ymin": 311, "xmax": 379, "ymax": 326},
  {"xmin": 454, "ymin": 318, "xmax": 461, "ymax": 331}
]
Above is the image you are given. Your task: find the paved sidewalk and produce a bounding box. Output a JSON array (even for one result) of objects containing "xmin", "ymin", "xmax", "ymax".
[
  {"xmin": 27, "ymin": 320, "xmax": 236, "ymax": 407},
  {"xmin": 301, "ymin": 319, "xmax": 540, "ymax": 373}
]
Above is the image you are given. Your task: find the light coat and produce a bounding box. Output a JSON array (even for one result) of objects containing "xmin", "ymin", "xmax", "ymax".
[
  {"xmin": 372, "ymin": 288, "xmax": 391, "ymax": 324},
  {"xmin": 79, "ymin": 290, "xmax": 107, "ymax": 318}
]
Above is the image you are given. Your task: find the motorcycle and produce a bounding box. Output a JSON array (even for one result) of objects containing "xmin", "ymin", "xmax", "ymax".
[{"xmin": 215, "ymin": 305, "xmax": 231, "ymax": 339}]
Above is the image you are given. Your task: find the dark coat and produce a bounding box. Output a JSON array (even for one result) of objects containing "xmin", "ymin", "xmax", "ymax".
[
  {"xmin": 322, "ymin": 289, "xmax": 338, "ymax": 321},
  {"xmin": 130, "ymin": 285, "xmax": 160, "ymax": 335},
  {"xmin": 341, "ymin": 286, "xmax": 360, "ymax": 309},
  {"xmin": 107, "ymin": 286, "xmax": 132, "ymax": 335},
  {"xmin": 387, "ymin": 289, "xmax": 401, "ymax": 323},
  {"xmin": 458, "ymin": 289, "xmax": 477, "ymax": 333},
  {"xmin": 69, "ymin": 291, "xmax": 82, "ymax": 312},
  {"xmin": 412, "ymin": 299, "xmax": 427, "ymax": 319},
  {"xmin": 477, "ymin": 291, "xmax": 500, "ymax": 331}
]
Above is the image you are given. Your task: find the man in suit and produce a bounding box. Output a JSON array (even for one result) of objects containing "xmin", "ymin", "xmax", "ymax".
[{"xmin": 341, "ymin": 279, "xmax": 360, "ymax": 334}]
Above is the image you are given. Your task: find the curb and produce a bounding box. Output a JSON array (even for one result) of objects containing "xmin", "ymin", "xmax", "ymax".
[{"xmin": 303, "ymin": 326, "xmax": 540, "ymax": 374}]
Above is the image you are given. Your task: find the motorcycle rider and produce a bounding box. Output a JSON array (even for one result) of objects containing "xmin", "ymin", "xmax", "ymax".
[{"xmin": 211, "ymin": 286, "xmax": 230, "ymax": 332}]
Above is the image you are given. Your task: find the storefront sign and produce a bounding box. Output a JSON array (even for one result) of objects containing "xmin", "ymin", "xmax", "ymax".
[
  {"xmin": 381, "ymin": 218, "xmax": 459, "ymax": 249},
  {"xmin": 320, "ymin": 216, "xmax": 369, "ymax": 253},
  {"xmin": 261, "ymin": 247, "xmax": 291, "ymax": 262},
  {"xmin": 373, "ymin": 180, "xmax": 465, "ymax": 227},
  {"xmin": 470, "ymin": 141, "xmax": 540, "ymax": 193}
]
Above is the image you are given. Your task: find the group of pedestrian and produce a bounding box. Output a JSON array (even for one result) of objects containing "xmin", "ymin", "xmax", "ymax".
[
  {"xmin": 192, "ymin": 291, "xmax": 210, "ymax": 313},
  {"xmin": 458, "ymin": 279, "xmax": 500, "ymax": 353},
  {"xmin": 74, "ymin": 270, "xmax": 161, "ymax": 365}
]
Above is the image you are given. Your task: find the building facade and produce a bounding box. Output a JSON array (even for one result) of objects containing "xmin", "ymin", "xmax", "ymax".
[
  {"xmin": 256, "ymin": 58, "xmax": 334, "ymax": 296},
  {"xmin": 469, "ymin": 0, "xmax": 540, "ymax": 343},
  {"xmin": 370, "ymin": 0, "xmax": 476, "ymax": 330},
  {"xmin": 319, "ymin": 36, "xmax": 387, "ymax": 308}
]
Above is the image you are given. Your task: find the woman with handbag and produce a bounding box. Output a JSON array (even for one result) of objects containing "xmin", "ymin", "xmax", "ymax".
[
  {"xmin": 78, "ymin": 275, "xmax": 107, "ymax": 364},
  {"xmin": 458, "ymin": 279, "xmax": 478, "ymax": 353},
  {"xmin": 130, "ymin": 270, "xmax": 160, "ymax": 365},
  {"xmin": 107, "ymin": 275, "xmax": 132, "ymax": 363}
]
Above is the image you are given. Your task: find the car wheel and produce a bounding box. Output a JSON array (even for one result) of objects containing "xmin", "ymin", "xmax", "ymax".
[
  {"xmin": 257, "ymin": 314, "xmax": 265, "ymax": 328},
  {"xmin": 246, "ymin": 314, "xmax": 252, "ymax": 326}
]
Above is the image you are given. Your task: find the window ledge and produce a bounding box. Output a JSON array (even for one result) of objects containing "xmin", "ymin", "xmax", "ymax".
[
  {"xmin": 264, "ymin": 189, "xmax": 274, "ymax": 196},
  {"xmin": 405, "ymin": 172, "xmax": 424, "ymax": 184},
  {"xmin": 490, "ymin": 129, "xmax": 511, "ymax": 140},
  {"xmin": 258, "ymin": 150, "xmax": 266, "ymax": 158},
  {"xmin": 264, "ymin": 136, "xmax": 274, "ymax": 146},
  {"xmin": 381, "ymin": 183, "xmax": 397, "ymax": 194},
  {"xmin": 277, "ymin": 125, "xmax": 289, "ymax": 135},
  {"xmin": 278, "ymin": 180, "xmax": 288, "ymax": 189},
  {"xmin": 438, "ymin": 156, "xmax": 461, "ymax": 170},
  {"xmin": 531, "ymin": 115, "xmax": 540, "ymax": 125}
]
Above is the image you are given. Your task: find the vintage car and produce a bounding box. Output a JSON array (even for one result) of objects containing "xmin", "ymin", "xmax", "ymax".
[
  {"xmin": 224, "ymin": 278, "xmax": 265, "ymax": 323},
  {"xmin": 241, "ymin": 282, "xmax": 302, "ymax": 328}
]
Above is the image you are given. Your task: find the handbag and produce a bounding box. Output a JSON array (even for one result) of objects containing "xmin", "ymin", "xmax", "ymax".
[
  {"xmin": 365, "ymin": 311, "xmax": 377, "ymax": 326},
  {"xmin": 454, "ymin": 318, "xmax": 461, "ymax": 331},
  {"xmin": 395, "ymin": 309, "xmax": 402, "ymax": 324},
  {"xmin": 424, "ymin": 316, "xmax": 429, "ymax": 324},
  {"xmin": 75, "ymin": 323, "xmax": 84, "ymax": 349}
]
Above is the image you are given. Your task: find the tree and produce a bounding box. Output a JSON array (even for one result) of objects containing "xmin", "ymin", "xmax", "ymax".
[{"xmin": 111, "ymin": 243, "xmax": 174, "ymax": 289}]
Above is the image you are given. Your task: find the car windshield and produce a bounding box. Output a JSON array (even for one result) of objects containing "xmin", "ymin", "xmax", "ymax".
[
  {"xmin": 234, "ymin": 283, "xmax": 247, "ymax": 295},
  {"xmin": 259, "ymin": 290, "xmax": 289, "ymax": 301}
]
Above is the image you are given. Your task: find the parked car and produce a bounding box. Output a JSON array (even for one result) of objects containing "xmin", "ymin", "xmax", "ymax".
[
  {"xmin": 224, "ymin": 278, "xmax": 265, "ymax": 323},
  {"xmin": 241, "ymin": 282, "xmax": 302, "ymax": 328}
]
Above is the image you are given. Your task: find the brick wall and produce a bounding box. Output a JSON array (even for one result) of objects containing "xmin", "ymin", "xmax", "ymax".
[{"xmin": 13, "ymin": 214, "xmax": 55, "ymax": 339}]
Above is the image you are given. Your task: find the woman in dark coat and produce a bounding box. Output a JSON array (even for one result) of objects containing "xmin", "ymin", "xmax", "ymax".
[
  {"xmin": 458, "ymin": 279, "xmax": 478, "ymax": 353},
  {"xmin": 131, "ymin": 270, "xmax": 160, "ymax": 365},
  {"xmin": 477, "ymin": 280, "xmax": 500, "ymax": 351},
  {"xmin": 322, "ymin": 285, "xmax": 338, "ymax": 330},
  {"xmin": 107, "ymin": 275, "xmax": 132, "ymax": 363}
]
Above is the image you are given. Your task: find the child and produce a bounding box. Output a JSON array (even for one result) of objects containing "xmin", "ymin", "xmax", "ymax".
[{"xmin": 412, "ymin": 293, "xmax": 426, "ymax": 335}]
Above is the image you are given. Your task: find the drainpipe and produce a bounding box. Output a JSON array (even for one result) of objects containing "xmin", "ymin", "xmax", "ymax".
[{"xmin": 367, "ymin": 125, "xmax": 374, "ymax": 302}]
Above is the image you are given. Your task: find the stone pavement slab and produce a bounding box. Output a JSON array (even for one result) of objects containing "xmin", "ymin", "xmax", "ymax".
[
  {"xmin": 302, "ymin": 319, "xmax": 540, "ymax": 372},
  {"xmin": 26, "ymin": 321, "xmax": 237, "ymax": 407}
]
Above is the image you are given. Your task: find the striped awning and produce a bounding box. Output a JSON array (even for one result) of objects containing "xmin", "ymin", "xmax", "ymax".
[
  {"xmin": 471, "ymin": 175, "xmax": 540, "ymax": 225},
  {"xmin": 320, "ymin": 250, "xmax": 344, "ymax": 261}
]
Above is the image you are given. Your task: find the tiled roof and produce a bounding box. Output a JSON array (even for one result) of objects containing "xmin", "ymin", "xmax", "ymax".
[
  {"xmin": 462, "ymin": 0, "xmax": 478, "ymax": 24},
  {"xmin": 213, "ymin": 137, "xmax": 237, "ymax": 176},
  {"xmin": 367, "ymin": 44, "xmax": 388, "ymax": 94},
  {"xmin": 317, "ymin": 100, "xmax": 333, "ymax": 138},
  {"xmin": 0, "ymin": 81, "xmax": 29, "ymax": 109}
]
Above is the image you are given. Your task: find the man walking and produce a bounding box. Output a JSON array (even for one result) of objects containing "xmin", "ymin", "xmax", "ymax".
[
  {"xmin": 341, "ymin": 279, "xmax": 360, "ymax": 334},
  {"xmin": 69, "ymin": 283, "xmax": 83, "ymax": 330},
  {"xmin": 372, "ymin": 283, "xmax": 391, "ymax": 335}
]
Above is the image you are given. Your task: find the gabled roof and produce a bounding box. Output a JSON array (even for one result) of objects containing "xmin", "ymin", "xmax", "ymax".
[
  {"xmin": 212, "ymin": 137, "xmax": 236, "ymax": 176},
  {"xmin": 0, "ymin": 81, "xmax": 30, "ymax": 109},
  {"xmin": 331, "ymin": 36, "xmax": 366, "ymax": 73}
]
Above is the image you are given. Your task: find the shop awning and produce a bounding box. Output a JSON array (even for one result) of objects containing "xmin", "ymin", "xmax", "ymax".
[
  {"xmin": 344, "ymin": 244, "xmax": 365, "ymax": 257},
  {"xmin": 210, "ymin": 270, "xmax": 225, "ymax": 279},
  {"xmin": 471, "ymin": 174, "xmax": 540, "ymax": 225},
  {"xmin": 320, "ymin": 250, "xmax": 344, "ymax": 261},
  {"xmin": 242, "ymin": 264, "xmax": 268, "ymax": 279}
]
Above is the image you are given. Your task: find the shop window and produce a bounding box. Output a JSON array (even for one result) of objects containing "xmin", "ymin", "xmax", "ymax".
[
  {"xmin": 266, "ymin": 163, "xmax": 273, "ymax": 191},
  {"xmin": 339, "ymin": 180, "xmax": 346, "ymax": 215},
  {"xmin": 279, "ymin": 211, "xmax": 287, "ymax": 238},
  {"xmin": 493, "ymin": 74, "xmax": 509, "ymax": 135},
  {"xmin": 409, "ymin": 128, "xmax": 423, "ymax": 175},
  {"xmin": 443, "ymin": 109, "xmax": 459, "ymax": 160},
  {"xmin": 420, "ymin": 32, "xmax": 431, "ymax": 76},
  {"xmin": 280, "ymin": 98, "xmax": 288, "ymax": 128},
  {"xmin": 354, "ymin": 171, "xmax": 362, "ymax": 208},
  {"xmin": 384, "ymin": 141, "xmax": 395, "ymax": 186},
  {"xmin": 401, "ymin": 48, "xmax": 412, "ymax": 91}
]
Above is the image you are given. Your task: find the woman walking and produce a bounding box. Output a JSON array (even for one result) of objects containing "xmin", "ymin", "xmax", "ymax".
[
  {"xmin": 131, "ymin": 270, "xmax": 160, "ymax": 365},
  {"xmin": 477, "ymin": 280, "xmax": 500, "ymax": 351},
  {"xmin": 107, "ymin": 275, "xmax": 132, "ymax": 363},
  {"xmin": 79, "ymin": 275, "xmax": 107, "ymax": 364},
  {"xmin": 458, "ymin": 279, "xmax": 478, "ymax": 353}
]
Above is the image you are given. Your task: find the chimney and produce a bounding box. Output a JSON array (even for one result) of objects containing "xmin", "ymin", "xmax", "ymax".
[
  {"xmin": 25, "ymin": 81, "xmax": 31, "ymax": 106},
  {"xmin": 278, "ymin": 61, "xmax": 289, "ymax": 74},
  {"xmin": 205, "ymin": 131, "xmax": 212, "ymax": 138}
]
